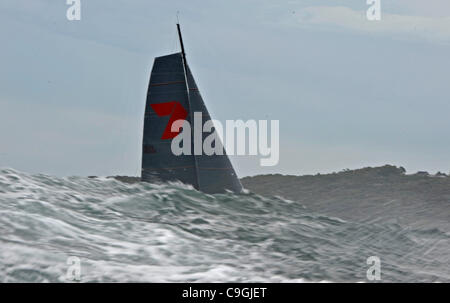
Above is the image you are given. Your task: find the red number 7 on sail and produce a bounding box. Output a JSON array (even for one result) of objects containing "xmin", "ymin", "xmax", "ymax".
[{"xmin": 150, "ymin": 101, "xmax": 188, "ymax": 140}]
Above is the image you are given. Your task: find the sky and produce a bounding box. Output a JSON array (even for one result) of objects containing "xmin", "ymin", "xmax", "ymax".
[{"xmin": 0, "ymin": 0, "xmax": 449, "ymax": 177}]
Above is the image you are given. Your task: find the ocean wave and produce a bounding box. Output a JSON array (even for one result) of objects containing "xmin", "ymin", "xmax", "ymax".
[{"xmin": 0, "ymin": 168, "xmax": 449, "ymax": 282}]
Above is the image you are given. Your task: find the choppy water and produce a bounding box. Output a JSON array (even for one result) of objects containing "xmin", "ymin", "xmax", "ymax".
[{"xmin": 0, "ymin": 168, "xmax": 449, "ymax": 282}]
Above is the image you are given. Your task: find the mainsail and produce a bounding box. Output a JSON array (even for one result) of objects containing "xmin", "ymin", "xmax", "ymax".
[{"xmin": 141, "ymin": 24, "xmax": 243, "ymax": 194}]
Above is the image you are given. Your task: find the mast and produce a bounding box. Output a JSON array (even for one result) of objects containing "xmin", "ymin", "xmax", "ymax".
[
  {"xmin": 177, "ymin": 23, "xmax": 187, "ymax": 66},
  {"xmin": 176, "ymin": 23, "xmax": 201, "ymax": 191}
]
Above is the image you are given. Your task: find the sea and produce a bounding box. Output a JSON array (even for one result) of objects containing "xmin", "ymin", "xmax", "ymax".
[{"xmin": 0, "ymin": 168, "xmax": 449, "ymax": 282}]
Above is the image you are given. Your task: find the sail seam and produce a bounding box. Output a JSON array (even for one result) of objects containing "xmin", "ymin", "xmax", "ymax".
[{"xmin": 150, "ymin": 81, "xmax": 185, "ymax": 87}]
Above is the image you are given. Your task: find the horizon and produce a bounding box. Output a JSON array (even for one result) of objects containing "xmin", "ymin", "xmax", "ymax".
[{"xmin": 2, "ymin": 163, "xmax": 447, "ymax": 179}]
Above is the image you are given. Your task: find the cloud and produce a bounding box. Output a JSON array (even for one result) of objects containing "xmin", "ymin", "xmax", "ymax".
[{"xmin": 287, "ymin": 6, "xmax": 450, "ymax": 44}]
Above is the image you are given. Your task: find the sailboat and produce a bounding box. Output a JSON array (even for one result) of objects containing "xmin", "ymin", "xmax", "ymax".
[{"xmin": 141, "ymin": 24, "xmax": 243, "ymax": 194}]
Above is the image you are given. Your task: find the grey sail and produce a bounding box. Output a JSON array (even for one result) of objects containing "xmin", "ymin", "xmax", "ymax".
[
  {"xmin": 186, "ymin": 64, "xmax": 243, "ymax": 194},
  {"xmin": 141, "ymin": 53, "xmax": 199, "ymax": 188},
  {"xmin": 141, "ymin": 25, "xmax": 243, "ymax": 194}
]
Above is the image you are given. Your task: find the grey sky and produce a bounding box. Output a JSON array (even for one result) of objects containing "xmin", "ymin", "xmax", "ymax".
[{"xmin": 0, "ymin": 0, "xmax": 449, "ymax": 177}]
